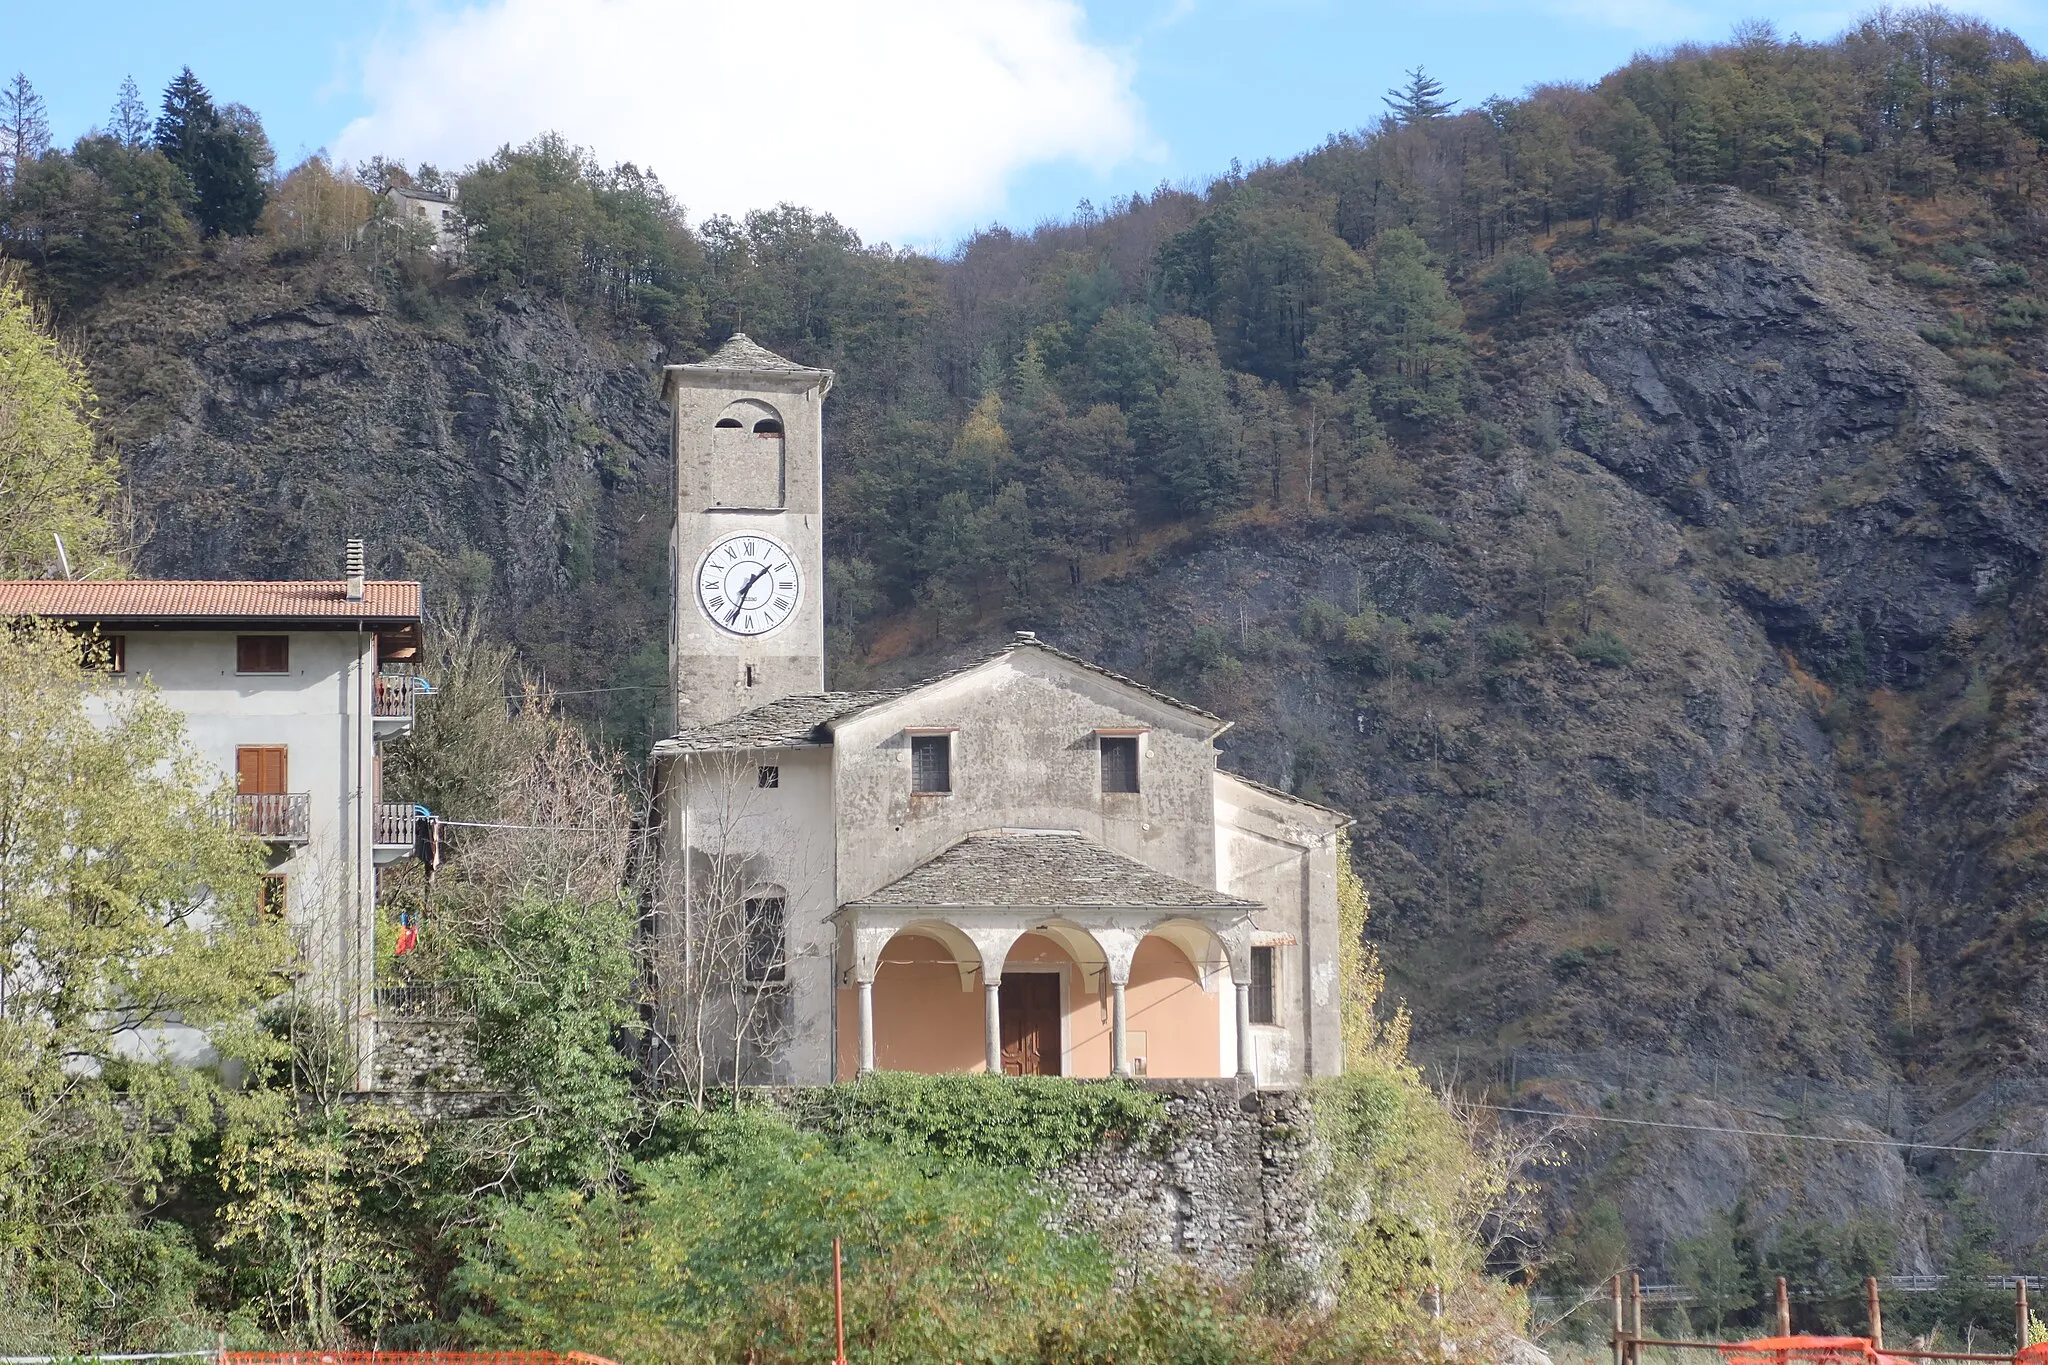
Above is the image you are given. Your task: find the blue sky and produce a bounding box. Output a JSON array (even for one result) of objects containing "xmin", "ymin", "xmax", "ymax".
[{"xmin": 12, "ymin": 0, "xmax": 2048, "ymax": 250}]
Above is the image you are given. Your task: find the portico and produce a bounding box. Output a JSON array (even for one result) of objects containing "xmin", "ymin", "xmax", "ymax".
[{"xmin": 834, "ymin": 828, "xmax": 1257, "ymax": 1079}]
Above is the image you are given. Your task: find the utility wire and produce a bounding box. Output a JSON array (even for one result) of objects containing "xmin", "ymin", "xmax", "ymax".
[{"xmin": 1474, "ymin": 1101, "xmax": 2048, "ymax": 1161}]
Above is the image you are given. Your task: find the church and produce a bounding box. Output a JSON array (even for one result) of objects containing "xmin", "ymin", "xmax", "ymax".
[{"xmin": 646, "ymin": 335, "xmax": 1350, "ymax": 1087}]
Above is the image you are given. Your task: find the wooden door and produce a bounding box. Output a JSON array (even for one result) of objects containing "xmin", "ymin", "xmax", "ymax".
[
  {"xmin": 999, "ymin": 973, "xmax": 1061, "ymax": 1076},
  {"xmin": 236, "ymin": 746, "xmax": 288, "ymax": 794}
]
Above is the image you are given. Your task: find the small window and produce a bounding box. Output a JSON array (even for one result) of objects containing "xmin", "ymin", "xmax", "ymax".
[
  {"xmin": 757, "ymin": 764, "xmax": 780, "ymax": 789},
  {"xmin": 715, "ymin": 417, "xmax": 744, "ymax": 429},
  {"xmin": 84, "ymin": 634, "xmax": 125, "ymax": 673},
  {"xmin": 753, "ymin": 418, "xmax": 783, "ymax": 436},
  {"xmin": 1101, "ymin": 736, "xmax": 1139, "ymax": 793},
  {"xmin": 910, "ymin": 734, "xmax": 951, "ymax": 793},
  {"xmin": 744, "ymin": 895, "xmax": 786, "ymax": 982},
  {"xmin": 237, "ymin": 635, "xmax": 289, "ymax": 673},
  {"xmin": 1248, "ymin": 946, "xmax": 1277, "ymax": 1025},
  {"xmin": 258, "ymin": 873, "xmax": 287, "ymax": 921},
  {"xmin": 236, "ymin": 746, "xmax": 289, "ymax": 795}
]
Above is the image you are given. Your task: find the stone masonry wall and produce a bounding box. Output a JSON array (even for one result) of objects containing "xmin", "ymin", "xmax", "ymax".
[
  {"xmin": 1044, "ymin": 1080, "xmax": 1324, "ymax": 1291},
  {"xmin": 372, "ymin": 1016, "xmax": 487, "ymax": 1092}
]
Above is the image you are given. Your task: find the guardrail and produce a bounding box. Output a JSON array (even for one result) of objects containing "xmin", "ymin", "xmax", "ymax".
[
  {"xmin": 373, "ymin": 673, "xmax": 416, "ymax": 719},
  {"xmin": 232, "ymin": 792, "xmax": 309, "ymax": 842},
  {"xmin": 374, "ymin": 803, "xmax": 418, "ymax": 848},
  {"xmin": 374, "ymin": 980, "xmax": 475, "ymax": 1019}
]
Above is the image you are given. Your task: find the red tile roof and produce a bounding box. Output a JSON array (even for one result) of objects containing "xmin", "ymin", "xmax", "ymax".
[{"xmin": 0, "ymin": 580, "xmax": 422, "ymax": 623}]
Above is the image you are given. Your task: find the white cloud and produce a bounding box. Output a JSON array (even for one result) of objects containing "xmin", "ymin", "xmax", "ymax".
[{"xmin": 333, "ymin": 0, "xmax": 1149, "ymax": 247}]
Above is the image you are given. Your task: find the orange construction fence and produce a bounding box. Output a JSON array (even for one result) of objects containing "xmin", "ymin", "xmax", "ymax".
[
  {"xmin": 223, "ymin": 1354, "xmax": 618, "ymax": 1365},
  {"xmin": 1719, "ymin": 1339, "xmax": 1918, "ymax": 1365}
]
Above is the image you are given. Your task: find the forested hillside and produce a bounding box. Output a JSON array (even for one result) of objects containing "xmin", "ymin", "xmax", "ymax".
[{"xmin": 13, "ymin": 7, "xmax": 2048, "ymax": 1290}]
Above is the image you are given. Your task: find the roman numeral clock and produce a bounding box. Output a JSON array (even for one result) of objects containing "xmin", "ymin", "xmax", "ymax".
[{"xmin": 697, "ymin": 533, "xmax": 801, "ymax": 637}]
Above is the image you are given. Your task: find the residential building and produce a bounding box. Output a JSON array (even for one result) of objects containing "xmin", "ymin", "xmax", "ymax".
[
  {"xmin": 385, "ymin": 185, "xmax": 461, "ymax": 256},
  {"xmin": 0, "ymin": 549, "xmax": 425, "ymax": 1079},
  {"xmin": 647, "ymin": 337, "xmax": 1350, "ymax": 1087}
]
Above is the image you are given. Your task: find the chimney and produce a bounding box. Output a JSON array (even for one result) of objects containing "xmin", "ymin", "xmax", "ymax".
[
  {"xmin": 1014, "ymin": 629, "xmax": 1037, "ymax": 644},
  {"xmin": 345, "ymin": 539, "xmax": 365, "ymax": 602}
]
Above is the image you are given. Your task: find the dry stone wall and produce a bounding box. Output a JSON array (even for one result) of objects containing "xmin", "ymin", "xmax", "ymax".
[{"xmin": 1043, "ymin": 1080, "xmax": 1326, "ymax": 1291}]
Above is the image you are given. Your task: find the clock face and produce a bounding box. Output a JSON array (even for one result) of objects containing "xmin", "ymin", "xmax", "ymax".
[{"xmin": 696, "ymin": 533, "xmax": 802, "ymax": 637}]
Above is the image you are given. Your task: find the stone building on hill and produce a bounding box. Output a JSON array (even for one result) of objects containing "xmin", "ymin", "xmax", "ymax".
[{"xmin": 646, "ymin": 336, "xmax": 1350, "ymax": 1087}]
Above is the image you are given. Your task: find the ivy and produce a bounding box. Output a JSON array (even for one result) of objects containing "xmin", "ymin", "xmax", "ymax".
[{"xmin": 781, "ymin": 1072, "xmax": 1164, "ymax": 1171}]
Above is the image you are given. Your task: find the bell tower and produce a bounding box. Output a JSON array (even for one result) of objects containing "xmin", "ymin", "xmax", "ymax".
[{"xmin": 664, "ymin": 334, "xmax": 833, "ymax": 729}]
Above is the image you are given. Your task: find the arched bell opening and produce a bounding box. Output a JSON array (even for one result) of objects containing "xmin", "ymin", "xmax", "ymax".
[{"xmin": 708, "ymin": 398, "xmax": 785, "ymax": 507}]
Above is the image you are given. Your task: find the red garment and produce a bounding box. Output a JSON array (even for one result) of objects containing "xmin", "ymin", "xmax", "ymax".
[{"xmin": 394, "ymin": 923, "xmax": 417, "ymax": 956}]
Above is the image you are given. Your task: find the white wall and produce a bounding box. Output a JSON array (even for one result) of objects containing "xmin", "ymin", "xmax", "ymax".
[
  {"xmin": 658, "ymin": 744, "xmax": 837, "ymax": 1083},
  {"xmin": 107, "ymin": 628, "xmax": 379, "ymax": 1066},
  {"xmin": 1214, "ymin": 773, "xmax": 1347, "ymax": 1083}
]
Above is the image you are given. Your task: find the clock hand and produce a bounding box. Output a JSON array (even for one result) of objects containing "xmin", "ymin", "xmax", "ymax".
[{"xmin": 726, "ymin": 565, "xmax": 771, "ymax": 622}]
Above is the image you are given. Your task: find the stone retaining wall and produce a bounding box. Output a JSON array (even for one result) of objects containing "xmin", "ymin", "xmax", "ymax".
[
  {"xmin": 1043, "ymin": 1080, "xmax": 1325, "ymax": 1292},
  {"xmin": 373, "ymin": 1015, "xmax": 486, "ymax": 1092}
]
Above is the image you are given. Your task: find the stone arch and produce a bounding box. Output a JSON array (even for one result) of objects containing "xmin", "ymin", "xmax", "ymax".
[
  {"xmin": 862, "ymin": 924, "xmax": 986, "ymax": 1074},
  {"xmin": 710, "ymin": 398, "xmax": 785, "ymax": 507},
  {"xmin": 1125, "ymin": 918, "xmax": 1232, "ymax": 1078}
]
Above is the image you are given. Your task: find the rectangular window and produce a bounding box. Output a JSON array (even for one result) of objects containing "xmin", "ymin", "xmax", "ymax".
[
  {"xmin": 1248, "ymin": 945, "xmax": 1277, "ymax": 1025},
  {"xmin": 79, "ymin": 633, "xmax": 127, "ymax": 673},
  {"xmin": 744, "ymin": 896, "xmax": 786, "ymax": 982},
  {"xmin": 910, "ymin": 734, "xmax": 951, "ymax": 793},
  {"xmin": 258, "ymin": 874, "xmax": 287, "ymax": 921},
  {"xmin": 757, "ymin": 764, "xmax": 779, "ymax": 789},
  {"xmin": 237, "ymin": 635, "xmax": 289, "ymax": 673},
  {"xmin": 1100, "ymin": 736, "xmax": 1140, "ymax": 793},
  {"xmin": 236, "ymin": 746, "xmax": 289, "ymax": 795}
]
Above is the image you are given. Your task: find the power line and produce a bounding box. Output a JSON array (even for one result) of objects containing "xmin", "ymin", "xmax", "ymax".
[{"xmin": 1474, "ymin": 1102, "xmax": 2048, "ymax": 1161}]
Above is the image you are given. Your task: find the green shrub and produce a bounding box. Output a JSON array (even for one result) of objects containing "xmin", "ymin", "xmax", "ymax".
[
  {"xmin": 1483, "ymin": 626, "xmax": 1533, "ymax": 662},
  {"xmin": 1959, "ymin": 365, "xmax": 2007, "ymax": 397},
  {"xmin": 1985, "ymin": 262, "xmax": 2030, "ymax": 287},
  {"xmin": 1571, "ymin": 628, "xmax": 1633, "ymax": 668},
  {"xmin": 1933, "ymin": 240, "xmax": 1987, "ymax": 267},
  {"xmin": 781, "ymin": 1071, "xmax": 1163, "ymax": 1170},
  {"xmin": 1898, "ymin": 261, "xmax": 1961, "ymax": 287},
  {"xmin": 1992, "ymin": 296, "xmax": 2048, "ymax": 332},
  {"xmin": 1474, "ymin": 419, "xmax": 1511, "ymax": 457},
  {"xmin": 1851, "ymin": 227, "xmax": 1898, "ymax": 258}
]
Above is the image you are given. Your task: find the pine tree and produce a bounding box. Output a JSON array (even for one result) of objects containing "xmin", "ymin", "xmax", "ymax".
[
  {"xmin": 109, "ymin": 75, "xmax": 149, "ymax": 148},
  {"xmin": 153, "ymin": 68, "xmax": 265, "ymax": 236},
  {"xmin": 1384, "ymin": 66, "xmax": 1455, "ymax": 125},
  {"xmin": 0, "ymin": 72, "xmax": 51, "ymax": 186}
]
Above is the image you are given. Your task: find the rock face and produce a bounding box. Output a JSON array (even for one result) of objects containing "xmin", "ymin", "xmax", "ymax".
[
  {"xmin": 89, "ymin": 193, "xmax": 2048, "ymax": 1266},
  {"xmin": 90, "ymin": 252, "xmax": 676, "ymax": 744}
]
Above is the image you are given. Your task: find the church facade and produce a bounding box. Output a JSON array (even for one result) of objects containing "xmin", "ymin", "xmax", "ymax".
[{"xmin": 646, "ymin": 336, "xmax": 1349, "ymax": 1086}]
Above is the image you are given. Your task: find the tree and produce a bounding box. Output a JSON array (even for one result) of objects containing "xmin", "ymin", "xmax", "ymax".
[
  {"xmin": 0, "ymin": 620, "xmax": 292, "ymax": 1334},
  {"xmin": 0, "ymin": 74, "xmax": 50, "ymax": 188},
  {"xmin": 1385, "ymin": 67, "xmax": 1456, "ymax": 125},
  {"xmin": 1363, "ymin": 228, "xmax": 1469, "ymax": 425},
  {"xmin": 108, "ymin": 77, "xmax": 149, "ymax": 149},
  {"xmin": 1481, "ymin": 252, "xmax": 1555, "ymax": 317},
  {"xmin": 0, "ymin": 265, "xmax": 121, "ymax": 575},
  {"xmin": 4, "ymin": 137, "xmax": 195, "ymax": 309},
  {"xmin": 153, "ymin": 69, "xmax": 265, "ymax": 237}
]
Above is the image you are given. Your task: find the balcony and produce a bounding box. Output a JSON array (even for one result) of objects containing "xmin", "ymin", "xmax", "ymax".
[
  {"xmin": 234, "ymin": 793, "xmax": 309, "ymax": 843},
  {"xmin": 374, "ymin": 803, "xmax": 421, "ymax": 865},
  {"xmin": 373, "ymin": 672, "xmax": 419, "ymax": 739}
]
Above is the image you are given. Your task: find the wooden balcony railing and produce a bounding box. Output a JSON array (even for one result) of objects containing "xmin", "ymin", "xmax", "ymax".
[
  {"xmin": 373, "ymin": 673, "xmax": 416, "ymax": 719},
  {"xmin": 233, "ymin": 792, "xmax": 310, "ymax": 842},
  {"xmin": 375, "ymin": 803, "xmax": 419, "ymax": 848}
]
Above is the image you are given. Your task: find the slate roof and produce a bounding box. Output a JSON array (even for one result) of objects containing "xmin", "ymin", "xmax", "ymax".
[
  {"xmin": 0, "ymin": 580, "xmax": 422, "ymax": 624},
  {"xmin": 651, "ymin": 690, "xmax": 904, "ymax": 754},
  {"xmin": 653, "ymin": 635, "xmax": 1223, "ymax": 754},
  {"xmin": 686, "ymin": 332, "xmax": 827, "ymax": 375},
  {"xmin": 845, "ymin": 829, "xmax": 1259, "ymax": 912}
]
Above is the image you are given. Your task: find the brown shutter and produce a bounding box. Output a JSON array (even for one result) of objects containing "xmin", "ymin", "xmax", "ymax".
[{"xmin": 236, "ymin": 746, "xmax": 288, "ymax": 795}]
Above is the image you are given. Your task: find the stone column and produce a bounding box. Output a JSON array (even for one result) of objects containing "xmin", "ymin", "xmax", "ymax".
[
  {"xmin": 1234, "ymin": 981, "xmax": 1255, "ymax": 1080},
  {"xmin": 857, "ymin": 979, "xmax": 876, "ymax": 1075},
  {"xmin": 984, "ymin": 980, "xmax": 1003, "ymax": 1074},
  {"xmin": 1111, "ymin": 981, "xmax": 1131, "ymax": 1078}
]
